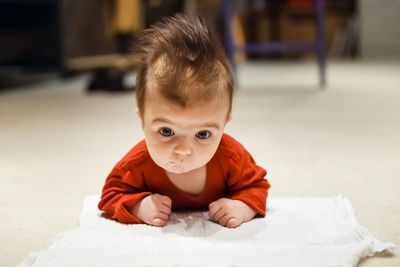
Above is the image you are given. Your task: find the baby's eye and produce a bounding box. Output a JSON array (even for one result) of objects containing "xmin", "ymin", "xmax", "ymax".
[
  {"xmin": 159, "ymin": 127, "xmax": 174, "ymax": 137},
  {"xmin": 196, "ymin": 130, "xmax": 210, "ymax": 140}
]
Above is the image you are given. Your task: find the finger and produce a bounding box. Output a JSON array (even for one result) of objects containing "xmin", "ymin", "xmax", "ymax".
[
  {"xmin": 160, "ymin": 196, "xmax": 172, "ymax": 208},
  {"xmin": 213, "ymin": 208, "xmax": 228, "ymax": 222},
  {"xmin": 209, "ymin": 198, "xmax": 224, "ymax": 209},
  {"xmin": 208, "ymin": 201, "xmax": 222, "ymax": 217},
  {"xmin": 219, "ymin": 213, "xmax": 232, "ymax": 227},
  {"xmin": 208, "ymin": 201, "xmax": 217, "ymax": 209},
  {"xmin": 152, "ymin": 193, "xmax": 161, "ymax": 199},
  {"xmin": 209, "ymin": 205, "xmax": 221, "ymax": 219},
  {"xmin": 226, "ymin": 218, "xmax": 241, "ymax": 228},
  {"xmin": 159, "ymin": 205, "xmax": 171, "ymax": 215},
  {"xmin": 152, "ymin": 218, "xmax": 167, "ymax": 227},
  {"xmin": 155, "ymin": 212, "xmax": 169, "ymax": 221}
]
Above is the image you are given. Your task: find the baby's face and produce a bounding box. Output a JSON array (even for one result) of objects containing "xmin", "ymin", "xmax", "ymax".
[{"xmin": 139, "ymin": 94, "xmax": 230, "ymax": 175}]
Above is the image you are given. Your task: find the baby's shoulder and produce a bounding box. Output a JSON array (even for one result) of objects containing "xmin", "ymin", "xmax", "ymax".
[
  {"xmin": 114, "ymin": 139, "xmax": 151, "ymax": 171},
  {"xmin": 216, "ymin": 134, "xmax": 247, "ymax": 164}
]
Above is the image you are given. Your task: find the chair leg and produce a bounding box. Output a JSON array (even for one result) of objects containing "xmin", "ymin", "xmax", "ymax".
[
  {"xmin": 315, "ymin": 0, "xmax": 327, "ymax": 88},
  {"xmin": 221, "ymin": 0, "xmax": 237, "ymax": 78}
]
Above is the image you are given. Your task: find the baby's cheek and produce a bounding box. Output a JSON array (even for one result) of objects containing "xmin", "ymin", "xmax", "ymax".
[
  {"xmin": 147, "ymin": 142, "xmax": 169, "ymax": 163},
  {"xmin": 198, "ymin": 144, "xmax": 218, "ymax": 163},
  {"xmin": 157, "ymin": 146, "xmax": 172, "ymax": 160}
]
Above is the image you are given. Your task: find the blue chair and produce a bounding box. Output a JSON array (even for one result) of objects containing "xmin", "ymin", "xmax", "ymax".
[{"xmin": 221, "ymin": 0, "xmax": 327, "ymax": 87}]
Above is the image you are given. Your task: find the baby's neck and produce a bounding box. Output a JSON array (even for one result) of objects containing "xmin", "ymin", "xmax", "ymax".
[{"xmin": 165, "ymin": 165, "xmax": 207, "ymax": 196}]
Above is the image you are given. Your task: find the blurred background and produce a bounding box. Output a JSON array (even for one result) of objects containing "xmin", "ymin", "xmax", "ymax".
[
  {"xmin": 1, "ymin": 0, "xmax": 399, "ymax": 90},
  {"xmin": 1, "ymin": 0, "xmax": 399, "ymax": 267}
]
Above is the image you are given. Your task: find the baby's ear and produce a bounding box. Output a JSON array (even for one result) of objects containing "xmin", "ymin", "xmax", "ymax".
[{"xmin": 136, "ymin": 108, "xmax": 144, "ymax": 128}]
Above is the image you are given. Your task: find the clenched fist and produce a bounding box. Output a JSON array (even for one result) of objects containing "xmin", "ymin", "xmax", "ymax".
[
  {"xmin": 209, "ymin": 198, "xmax": 257, "ymax": 228},
  {"xmin": 130, "ymin": 194, "xmax": 172, "ymax": 227}
]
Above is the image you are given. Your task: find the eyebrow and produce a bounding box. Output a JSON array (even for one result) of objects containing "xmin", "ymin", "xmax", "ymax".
[{"xmin": 151, "ymin": 118, "xmax": 221, "ymax": 130}]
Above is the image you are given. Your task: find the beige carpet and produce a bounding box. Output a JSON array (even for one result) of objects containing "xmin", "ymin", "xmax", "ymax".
[{"xmin": 1, "ymin": 60, "xmax": 399, "ymax": 266}]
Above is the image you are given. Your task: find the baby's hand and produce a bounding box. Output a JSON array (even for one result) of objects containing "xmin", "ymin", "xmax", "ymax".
[
  {"xmin": 208, "ymin": 198, "xmax": 257, "ymax": 228},
  {"xmin": 130, "ymin": 194, "xmax": 172, "ymax": 227}
]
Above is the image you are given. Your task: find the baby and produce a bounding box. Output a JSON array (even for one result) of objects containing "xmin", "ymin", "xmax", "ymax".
[{"xmin": 98, "ymin": 14, "xmax": 270, "ymax": 228}]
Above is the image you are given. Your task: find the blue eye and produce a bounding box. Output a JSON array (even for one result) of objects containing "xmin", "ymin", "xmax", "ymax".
[
  {"xmin": 196, "ymin": 131, "xmax": 210, "ymax": 140},
  {"xmin": 160, "ymin": 127, "xmax": 174, "ymax": 137}
]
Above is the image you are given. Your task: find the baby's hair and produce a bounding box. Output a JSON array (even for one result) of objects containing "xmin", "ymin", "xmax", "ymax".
[{"xmin": 135, "ymin": 13, "xmax": 234, "ymax": 116}]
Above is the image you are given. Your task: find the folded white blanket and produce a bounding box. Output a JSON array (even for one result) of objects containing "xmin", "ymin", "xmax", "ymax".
[{"xmin": 18, "ymin": 195, "xmax": 394, "ymax": 267}]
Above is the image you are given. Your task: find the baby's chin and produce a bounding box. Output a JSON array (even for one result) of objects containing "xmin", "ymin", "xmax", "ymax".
[
  {"xmin": 164, "ymin": 166, "xmax": 191, "ymax": 174},
  {"xmin": 163, "ymin": 164, "xmax": 200, "ymax": 175}
]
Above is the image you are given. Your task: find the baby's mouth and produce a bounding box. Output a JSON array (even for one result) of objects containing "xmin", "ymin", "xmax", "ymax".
[
  {"xmin": 169, "ymin": 161, "xmax": 181, "ymax": 167},
  {"xmin": 169, "ymin": 160, "xmax": 184, "ymax": 165}
]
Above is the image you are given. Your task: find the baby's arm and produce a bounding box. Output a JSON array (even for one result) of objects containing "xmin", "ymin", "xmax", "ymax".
[
  {"xmin": 99, "ymin": 164, "xmax": 171, "ymax": 225},
  {"xmin": 209, "ymin": 146, "xmax": 270, "ymax": 228},
  {"xmin": 129, "ymin": 194, "xmax": 172, "ymax": 227}
]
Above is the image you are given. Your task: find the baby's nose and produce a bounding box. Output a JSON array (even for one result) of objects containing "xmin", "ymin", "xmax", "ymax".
[{"xmin": 173, "ymin": 140, "xmax": 193, "ymax": 156}]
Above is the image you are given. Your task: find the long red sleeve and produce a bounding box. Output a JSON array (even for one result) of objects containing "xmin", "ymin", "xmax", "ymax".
[
  {"xmin": 225, "ymin": 144, "xmax": 270, "ymax": 217},
  {"xmin": 98, "ymin": 143, "xmax": 152, "ymax": 224}
]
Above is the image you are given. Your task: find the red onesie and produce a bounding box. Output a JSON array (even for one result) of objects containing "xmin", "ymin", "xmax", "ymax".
[{"xmin": 98, "ymin": 133, "xmax": 270, "ymax": 224}]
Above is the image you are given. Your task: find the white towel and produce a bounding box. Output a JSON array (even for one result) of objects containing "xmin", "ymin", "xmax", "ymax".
[{"xmin": 18, "ymin": 195, "xmax": 394, "ymax": 267}]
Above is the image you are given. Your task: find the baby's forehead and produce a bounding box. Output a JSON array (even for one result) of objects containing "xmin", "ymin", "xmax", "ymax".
[
  {"xmin": 146, "ymin": 74, "xmax": 229, "ymax": 107},
  {"xmin": 145, "ymin": 86, "xmax": 229, "ymax": 111},
  {"xmin": 145, "ymin": 94, "xmax": 230, "ymax": 129}
]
